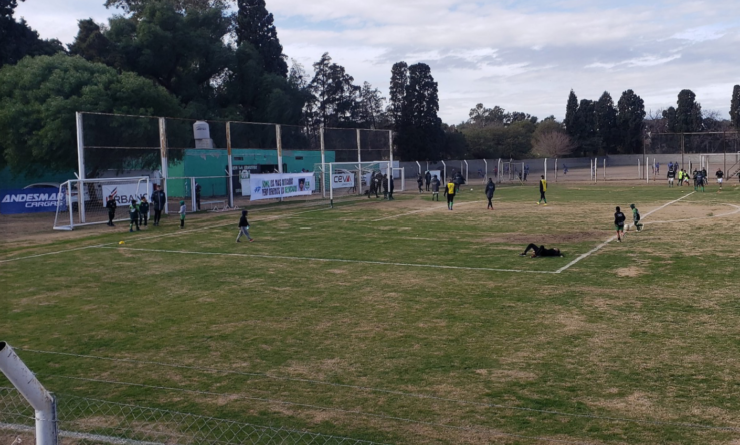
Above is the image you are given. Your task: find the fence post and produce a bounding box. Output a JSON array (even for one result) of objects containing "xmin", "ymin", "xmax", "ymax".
[
  {"xmin": 387, "ymin": 130, "xmax": 393, "ymax": 198},
  {"xmin": 603, "ymin": 159, "xmax": 606, "ymax": 180},
  {"xmin": 463, "ymin": 160, "xmax": 469, "ymax": 184},
  {"xmin": 483, "ymin": 159, "xmax": 488, "ymax": 182},
  {"xmin": 329, "ymin": 162, "xmax": 333, "ymax": 208},
  {"xmin": 356, "ymin": 129, "xmax": 362, "ymax": 196},
  {"xmin": 637, "ymin": 158, "xmax": 641, "ymax": 179},
  {"xmin": 0, "ymin": 342, "xmax": 58, "ymax": 445},
  {"xmin": 544, "ymin": 158, "xmax": 547, "ymax": 181},
  {"xmin": 75, "ymin": 112, "xmax": 87, "ymax": 223}
]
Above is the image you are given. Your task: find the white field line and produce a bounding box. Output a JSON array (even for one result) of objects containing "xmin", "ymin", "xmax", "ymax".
[
  {"xmin": 0, "ymin": 206, "xmax": 334, "ymax": 264},
  {"xmin": 635, "ymin": 203, "xmax": 740, "ymax": 226},
  {"xmin": 371, "ymin": 200, "xmax": 484, "ymax": 221},
  {"xmin": 101, "ymin": 246, "xmax": 553, "ymax": 274},
  {"xmin": 554, "ymin": 192, "xmax": 696, "ymax": 274}
]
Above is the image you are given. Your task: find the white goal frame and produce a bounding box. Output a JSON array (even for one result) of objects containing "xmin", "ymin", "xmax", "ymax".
[{"xmin": 53, "ymin": 176, "xmax": 149, "ymax": 230}]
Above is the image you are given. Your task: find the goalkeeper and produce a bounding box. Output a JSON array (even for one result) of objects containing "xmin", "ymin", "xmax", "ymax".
[{"xmin": 519, "ymin": 244, "xmax": 563, "ymax": 258}]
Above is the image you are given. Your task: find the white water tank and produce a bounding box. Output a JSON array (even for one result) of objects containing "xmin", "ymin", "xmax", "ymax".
[{"xmin": 193, "ymin": 121, "xmax": 210, "ymax": 140}]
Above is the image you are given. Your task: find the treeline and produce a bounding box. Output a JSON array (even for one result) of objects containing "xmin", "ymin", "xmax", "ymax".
[{"xmin": 1, "ymin": 0, "xmax": 739, "ymax": 176}]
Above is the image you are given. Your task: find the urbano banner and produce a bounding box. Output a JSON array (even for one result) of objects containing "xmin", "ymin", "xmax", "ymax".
[
  {"xmin": 332, "ymin": 173, "xmax": 355, "ymax": 189},
  {"xmin": 250, "ymin": 173, "xmax": 313, "ymax": 201},
  {"xmin": 102, "ymin": 182, "xmax": 153, "ymax": 206},
  {"xmin": 0, "ymin": 188, "xmax": 62, "ymax": 214}
]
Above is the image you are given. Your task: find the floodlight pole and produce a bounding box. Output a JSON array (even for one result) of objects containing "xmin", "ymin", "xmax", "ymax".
[
  {"xmin": 226, "ymin": 122, "xmax": 234, "ymax": 208},
  {"xmin": 320, "ymin": 126, "xmax": 326, "ymax": 198},
  {"xmin": 75, "ymin": 112, "xmax": 86, "ymax": 223},
  {"xmin": 0, "ymin": 342, "xmax": 58, "ymax": 445},
  {"xmin": 159, "ymin": 117, "xmax": 169, "ymax": 214}
]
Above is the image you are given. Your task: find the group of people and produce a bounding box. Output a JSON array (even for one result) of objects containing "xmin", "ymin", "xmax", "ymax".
[
  {"xmin": 666, "ymin": 164, "xmax": 730, "ymax": 192},
  {"xmin": 105, "ymin": 184, "xmax": 173, "ymax": 232},
  {"xmin": 613, "ymin": 204, "xmax": 643, "ymax": 242},
  {"xmin": 367, "ymin": 172, "xmax": 395, "ymax": 200}
]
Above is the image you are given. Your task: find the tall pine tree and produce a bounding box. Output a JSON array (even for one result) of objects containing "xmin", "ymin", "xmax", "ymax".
[
  {"xmin": 617, "ymin": 89, "xmax": 646, "ymax": 154},
  {"xmin": 236, "ymin": 0, "xmax": 288, "ymax": 77},
  {"xmin": 731, "ymin": 85, "xmax": 740, "ymax": 130},
  {"xmin": 396, "ymin": 63, "xmax": 444, "ymax": 161},
  {"xmin": 675, "ymin": 89, "xmax": 703, "ymax": 132},
  {"xmin": 564, "ymin": 90, "xmax": 579, "ymax": 138},
  {"xmin": 594, "ymin": 91, "xmax": 618, "ymax": 153},
  {"xmin": 387, "ymin": 62, "xmax": 408, "ymax": 129}
]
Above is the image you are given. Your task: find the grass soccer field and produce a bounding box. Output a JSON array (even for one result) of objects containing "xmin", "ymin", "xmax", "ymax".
[{"xmin": 2, "ymin": 181, "xmax": 740, "ymax": 444}]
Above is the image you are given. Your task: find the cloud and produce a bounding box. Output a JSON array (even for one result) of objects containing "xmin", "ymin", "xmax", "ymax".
[{"xmin": 12, "ymin": 0, "xmax": 740, "ymax": 122}]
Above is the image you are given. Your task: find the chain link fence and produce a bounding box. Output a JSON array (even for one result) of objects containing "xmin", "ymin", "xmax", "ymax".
[{"xmin": 0, "ymin": 387, "xmax": 387, "ymax": 445}]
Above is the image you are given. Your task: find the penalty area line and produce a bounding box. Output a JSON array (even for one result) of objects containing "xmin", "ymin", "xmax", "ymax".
[
  {"xmin": 554, "ymin": 192, "xmax": 695, "ymax": 274},
  {"xmin": 99, "ymin": 246, "xmax": 554, "ymax": 274}
]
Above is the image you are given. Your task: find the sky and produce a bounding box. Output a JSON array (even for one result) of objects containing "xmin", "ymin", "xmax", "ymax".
[{"xmin": 14, "ymin": 0, "xmax": 740, "ymax": 124}]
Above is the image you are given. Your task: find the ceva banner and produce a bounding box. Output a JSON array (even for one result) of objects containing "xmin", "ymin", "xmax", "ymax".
[
  {"xmin": 332, "ymin": 173, "xmax": 355, "ymax": 189},
  {"xmin": 102, "ymin": 183, "xmax": 153, "ymax": 206},
  {"xmin": 250, "ymin": 173, "xmax": 313, "ymax": 201},
  {"xmin": 0, "ymin": 188, "xmax": 62, "ymax": 214}
]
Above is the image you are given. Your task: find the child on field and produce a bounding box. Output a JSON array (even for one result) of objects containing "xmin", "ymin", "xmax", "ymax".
[
  {"xmin": 179, "ymin": 200, "xmax": 186, "ymax": 228},
  {"xmin": 106, "ymin": 194, "xmax": 117, "ymax": 226},
  {"xmin": 236, "ymin": 210, "xmax": 254, "ymax": 242},
  {"xmin": 129, "ymin": 199, "xmax": 140, "ymax": 232},
  {"xmin": 614, "ymin": 206, "xmax": 626, "ymax": 242},
  {"xmin": 139, "ymin": 196, "xmax": 150, "ymax": 227},
  {"xmin": 630, "ymin": 204, "xmax": 643, "ymax": 232},
  {"xmin": 431, "ymin": 175, "xmax": 440, "ymax": 201}
]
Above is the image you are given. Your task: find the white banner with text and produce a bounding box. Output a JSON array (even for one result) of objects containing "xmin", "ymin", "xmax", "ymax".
[{"xmin": 249, "ymin": 173, "xmax": 314, "ymax": 201}]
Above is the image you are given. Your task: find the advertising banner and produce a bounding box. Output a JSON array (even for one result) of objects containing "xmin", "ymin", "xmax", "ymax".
[
  {"xmin": 249, "ymin": 173, "xmax": 313, "ymax": 201},
  {"xmin": 102, "ymin": 182, "xmax": 153, "ymax": 206},
  {"xmin": 0, "ymin": 188, "xmax": 61, "ymax": 214},
  {"xmin": 332, "ymin": 173, "xmax": 355, "ymax": 189}
]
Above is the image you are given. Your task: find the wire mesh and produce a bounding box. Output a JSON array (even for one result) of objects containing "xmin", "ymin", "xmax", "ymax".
[{"xmin": 0, "ymin": 387, "xmax": 387, "ymax": 445}]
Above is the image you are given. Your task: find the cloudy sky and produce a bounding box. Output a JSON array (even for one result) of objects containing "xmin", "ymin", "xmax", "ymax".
[{"xmin": 15, "ymin": 0, "xmax": 740, "ymax": 124}]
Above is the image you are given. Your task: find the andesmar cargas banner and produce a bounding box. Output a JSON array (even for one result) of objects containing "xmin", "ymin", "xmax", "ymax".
[
  {"xmin": 0, "ymin": 188, "xmax": 62, "ymax": 214},
  {"xmin": 250, "ymin": 173, "xmax": 313, "ymax": 201}
]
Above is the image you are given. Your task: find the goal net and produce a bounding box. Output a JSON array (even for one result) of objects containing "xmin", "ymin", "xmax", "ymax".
[
  {"xmin": 53, "ymin": 177, "xmax": 150, "ymax": 230},
  {"xmin": 314, "ymin": 161, "xmax": 391, "ymax": 197}
]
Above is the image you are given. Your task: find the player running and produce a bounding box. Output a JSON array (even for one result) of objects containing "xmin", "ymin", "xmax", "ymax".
[
  {"xmin": 629, "ymin": 204, "xmax": 643, "ymax": 232},
  {"xmin": 614, "ymin": 206, "xmax": 626, "ymax": 242}
]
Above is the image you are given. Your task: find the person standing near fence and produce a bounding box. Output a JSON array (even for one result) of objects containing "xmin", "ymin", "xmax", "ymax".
[
  {"xmin": 236, "ymin": 210, "xmax": 254, "ymax": 243},
  {"xmin": 388, "ymin": 176, "xmax": 395, "ymax": 200},
  {"xmin": 431, "ymin": 175, "xmax": 440, "ymax": 201},
  {"xmin": 667, "ymin": 168, "xmax": 675, "ymax": 187},
  {"xmin": 152, "ymin": 184, "xmax": 166, "ymax": 226},
  {"xmin": 537, "ymin": 175, "xmax": 547, "ymax": 205},
  {"xmin": 129, "ymin": 199, "xmax": 140, "ymax": 232},
  {"xmin": 444, "ymin": 178, "xmax": 456, "ymax": 210},
  {"xmin": 485, "ymin": 178, "xmax": 495, "ymax": 210},
  {"xmin": 106, "ymin": 194, "xmax": 117, "ymax": 226},
  {"xmin": 417, "ymin": 174, "xmax": 424, "ymax": 193},
  {"xmin": 179, "ymin": 200, "xmax": 186, "ymax": 228},
  {"xmin": 195, "ymin": 182, "xmax": 202, "ymax": 210},
  {"xmin": 139, "ymin": 196, "xmax": 150, "ymax": 227},
  {"xmin": 425, "ymin": 170, "xmax": 431, "ymax": 191}
]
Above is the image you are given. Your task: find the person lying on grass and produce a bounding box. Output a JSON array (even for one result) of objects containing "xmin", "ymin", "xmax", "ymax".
[{"xmin": 519, "ymin": 244, "xmax": 564, "ymax": 258}]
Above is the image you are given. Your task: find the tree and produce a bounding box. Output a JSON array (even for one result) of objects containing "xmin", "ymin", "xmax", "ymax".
[
  {"xmin": 100, "ymin": 1, "xmax": 233, "ymax": 115},
  {"xmin": 306, "ymin": 53, "xmax": 360, "ymax": 128},
  {"xmin": 0, "ymin": 0, "xmax": 64, "ymax": 68},
  {"xmin": 68, "ymin": 19, "xmax": 120, "ymax": 66},
  {"xmin": 617, "ymin": 89, "xmax": 646, "ymax": 154},
  {"xmin": 387, "ymin": 61, "xmax": 408, "ymax": 128},
  {"xmin": 236, "ymin": 0, "xmax": 288, "ymax": 77},
  {"xmin": 574, "ymin": 99, "xmax": 599, "ymax": 155},
  {"xmin": 662, "ymin": 106, "xmax": 678, "ymax": 132},
  {"xmin": 594, "ymin": 91, "xmax": 618, "ymax": 152},
  {"xmin": 0, "ymin": 54, "xmax": 183, "ymax": 175},
  {"xmin": 532, "ymin": 131, "xmax": 575, "ymax": 158},
  {"xmin": 675, "ymin": 89, "xmax": 703, "ymax": 132},
  {"xmin": 104, "ymin": 0, "xmax": 227, "ymax": 15},
  {"xmin": 357, "ymin": 82, "xmax": 386, "ymax": 129},
  {"xmin": 564, "ymin": 90, "xmax": 578, "ymax": 137},
  {"xmin": 730, "ymin": 85, "xmax": 739, "ymax": 130},
  {"xmin": 396, "ymin": 63, "xmax": 444, "ymax": 160}
]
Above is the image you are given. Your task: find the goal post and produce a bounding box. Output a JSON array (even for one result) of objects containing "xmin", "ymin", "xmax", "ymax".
[{"xmin": 53, "ymin": 177, "xmax": 150, "ymax": 230}]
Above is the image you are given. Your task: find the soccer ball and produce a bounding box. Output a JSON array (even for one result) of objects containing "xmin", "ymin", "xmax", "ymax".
[
  {"xmin": 470, "ymin": 188, "xmax": 473, "ymax": 191},
  {"xmin": 119, "ymin": 241, "xmax": 125, "ymax": 245}
]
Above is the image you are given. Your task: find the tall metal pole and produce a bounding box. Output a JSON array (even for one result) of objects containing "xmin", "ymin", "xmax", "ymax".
[
  {"xmin": 320, "ymin": 126, "xmax": 326, "ymax": 198},
  {"xmin": 75, "ymin": 112, "xmax": 86, "ymax": 223},
  {"xmin": 357, "ymin": 129, "xmax": 362, "ymax": 196},
  {"xmin": 387, "ymin": 130, "xmax": 393, "ymax": 198},
  {"xmin": 483, "ymin": 159, "xmax": 488, "ymax": 181},
  {"xmin": 276, "ymin": 124, "xmax": 283, "ymax": 202},
  {"xmin": 159, "ymin": 117, "xmax": 170, "ymax": 214},
  {"xmin": 226, "ymin": 122, "xmax": 234, "ymax": 208}
]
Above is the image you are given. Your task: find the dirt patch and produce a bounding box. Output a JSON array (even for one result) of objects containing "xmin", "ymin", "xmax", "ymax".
[{"xmin": 616, "ymin": 266, "xmax": 643, "ymax": 277}]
